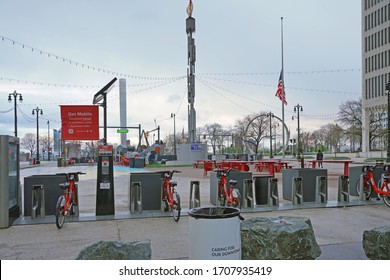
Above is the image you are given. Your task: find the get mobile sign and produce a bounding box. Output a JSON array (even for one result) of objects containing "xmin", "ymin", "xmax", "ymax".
[{"xmin": 60, "ymin": 105, "xmax": 99, "ymax": 140}]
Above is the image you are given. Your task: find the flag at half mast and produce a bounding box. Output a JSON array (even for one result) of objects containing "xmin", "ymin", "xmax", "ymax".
[{"xmin": 275, "ymin": 70, "xmax": 287, "ymax": 105}]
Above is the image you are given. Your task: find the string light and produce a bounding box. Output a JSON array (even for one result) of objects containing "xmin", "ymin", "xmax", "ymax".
[
  {"xmin": 199, "ymin": 76, "xmax": 360, "ymax": 96},
  {"xmin": 197, "ymin": 76, "xmax": 274, "ymax": 113},
  {"xmin": 0, "ymin": 75, "xmax": 185, "ymax": 90},
  {"xmin": 198, "ymin": 68, "xmax": 361, "ymax": 76},
  {"xmin": 197, "ymin": 76, "xmax": 340, "ymax": 120},
  {"xmin": 0, "ymin": 35, "xmax": 183, "ymax": 81},
  {"xmin": 0, "ymin": 107, "xmax": 13, "ymax": 114}
]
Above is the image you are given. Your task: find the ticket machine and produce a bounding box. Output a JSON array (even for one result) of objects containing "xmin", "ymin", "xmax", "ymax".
[
  {"xmin": 0, "ymin": 135, "xmax": 20, "ymax": 228},
  {"xmin": 96, "ymin": 145, "xmax": 115, "ymax": 215}
]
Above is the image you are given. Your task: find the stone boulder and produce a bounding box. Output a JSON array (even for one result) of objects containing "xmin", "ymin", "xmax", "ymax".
[
  {"xmin": 362, "ymin": 225, "xmax": 390, "ymax": 260},
  {"xmin": 241, "ymin": 216, "xmax": 321, "ymax": 260},
  {"xmin": 76, "ymin": 240, "xmax": 151, "ymax": 260}
]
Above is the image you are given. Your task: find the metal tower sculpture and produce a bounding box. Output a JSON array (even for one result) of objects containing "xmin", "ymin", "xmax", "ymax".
[{"xmin": 186, "ymin": 0, "xmax": 196, "ymax": 143}]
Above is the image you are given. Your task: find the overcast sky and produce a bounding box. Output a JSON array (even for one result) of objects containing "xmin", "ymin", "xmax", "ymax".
[{"xmin": 0, "ymin": 0, "xmax": 361, "ymax": 146}]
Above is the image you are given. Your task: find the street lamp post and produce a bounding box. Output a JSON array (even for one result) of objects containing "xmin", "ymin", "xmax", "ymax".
[
  {"xmin": 47, "ymin": 120, "xmax": 51, "ymax": 161},
  {"xmin": 386, "ymin": 82, "xmax": 390, "ymax": 162},
  {"xmin": 8, "ymin": 90, "xmax": 23, "ymax": 137},
  {"xmin": 171, "ymin": 113, "xmax": 176, "ymax": 157},
  {"xmin": 32, "ymin": 107, "xmax": 43, "ymax": 164},
  {"xmin": 267, "ymin": 112, "xmax": 274, "ymax": 158},
  {"xmin": 293, "ymin": 104, "xmax": 304, "ymax": 168}
]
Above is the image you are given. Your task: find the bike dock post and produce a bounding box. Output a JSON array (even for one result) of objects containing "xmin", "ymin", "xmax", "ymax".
[
  {"xmin": 358, "ymin": 174, "xmax": 366, "ymax": 201},
  {"xmin": 189, "ymin": 181, "xmax": 201, "ymax": 209},
  {"xmin": 292, "ymin": 177, "xmax": 304, "ymax": 205},
  {"xmin": 31, "ymin": 185, "xmax": 45, "ymax": 219},
  {"xmin": 338, "ymin": 175, "xmax": 350, "ymax": 203},
  {"xmin": 243, "ymin": 179, "xmax": 255, "ymax": 208},
  {"xmin": 315, "ymin": 176, "xmax": 327, "ymax": 204},
  {"xmin": 130, "ymin": 182, "xmax": 142, "ymax": 214},
  {"xmin": 267, "ymin": 178, "xmax": 279, "ymax": 206}
]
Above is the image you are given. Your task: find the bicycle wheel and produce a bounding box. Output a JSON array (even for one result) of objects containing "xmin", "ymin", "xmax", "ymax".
[
  {"xmin": 55, "ymin": 196, "xmax": 66, "ymax": 229},
  {"xmin": 172, "ymin": 192, "xmax": 181, "ymax": 222},
  {"xmin": 229, "ymin": 189, "xmax": 241, "ymax": 209},
  {"xmin": 219, "ymin": 193, "xmax": 226, "ymax": 206},
  {"xmin": 356, "ymin": 178, "xmax": 372, "ymax": 200},
  {"xmin": 232, "ymin": 189, "xmax": 241, "ymax": 209},
  {"xmin": 379, "ymin": 179, "xmax": 390, "ymax": 207}
]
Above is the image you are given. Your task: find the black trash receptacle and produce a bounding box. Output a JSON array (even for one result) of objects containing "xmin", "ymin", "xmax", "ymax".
[{"xmin": 188, "ymin": 207, "xmax": 241, "ymax": 260}]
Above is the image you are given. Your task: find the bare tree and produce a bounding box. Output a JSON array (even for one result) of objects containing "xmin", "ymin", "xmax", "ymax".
[
  {"xmin": 203, "ymin": 123, "xmax": 224, "ymax": 154},
  {"xmin": 20, "ymin": 133, "xmax": 37, "ymax": 157},
  {"xmin": 239, "ymin": 113, "xmax": 269, "ymax": 155},
  {"xmin": 337, "ymin": 99, "xmax": 362, "ymax": 151}
]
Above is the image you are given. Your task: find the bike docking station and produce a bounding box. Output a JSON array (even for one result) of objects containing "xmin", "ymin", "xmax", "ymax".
[
  {"xmin": 31, "ymin": 185, "xmax": 45, "ymax": 219},
  {"xmin": 189, "ymin": 181, "xmax": 201, "ymax": 209},
  {"xmin": 96, "ymin": 145, "xmax": 115, "ymax": 216},
  {"xmin": 93, "ymin": 77, "xmax": 117, "ymax": 216}
]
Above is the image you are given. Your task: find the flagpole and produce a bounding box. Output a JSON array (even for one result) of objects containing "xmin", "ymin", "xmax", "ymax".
[{"xmin": 281, "ymin": 17, "xmax": 285, "ymax": 158}]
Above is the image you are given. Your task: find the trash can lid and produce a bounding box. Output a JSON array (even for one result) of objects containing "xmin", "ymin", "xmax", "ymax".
[{"xmin": 188, "ymin": 207, "xmax": 240, "ymax": 219}]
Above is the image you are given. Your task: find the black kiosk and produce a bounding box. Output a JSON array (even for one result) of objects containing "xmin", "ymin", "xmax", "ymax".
[
  {"xmin": 96, "ymin": 145, "xmax": 115, "ymax": 215},
  {"xmin": 93, "ymin": 78, "xmax": 117, "ymax": 216}
]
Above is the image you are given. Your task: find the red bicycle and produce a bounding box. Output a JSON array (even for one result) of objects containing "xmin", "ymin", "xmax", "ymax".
[
  {"xmin": 55, "ymin": 172, "xmax": 85, "ymax": 229},
  {"xmin": 161, "ymin": 170, "xmax": 181, "ymax": 222},
  {"xmin": 356, "ymin": 165, "xmax": 390, "ymax": 207},
  {"xmin": 216, "ymin": 168, "xmax": 241, "ymax": 208}
]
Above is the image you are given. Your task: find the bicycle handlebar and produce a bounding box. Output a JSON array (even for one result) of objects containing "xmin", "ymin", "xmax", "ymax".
[
  {"xmin": 162, "ymin": 170, "xmax": 182, "ymax": 178},
  {"xmin": 56, "ymin": 172, "xmax": 86, "ymax": 181},
  {"xmin": 215, "ymin": 168, "xmax": 233, "ymax": 178},
  {"xmin": 56, "ymin": 171, "xmax": 86, "ymax": 176},
  {"xmin": 362, "ymin": 165, "xmax": 390, "ymax": 172}
]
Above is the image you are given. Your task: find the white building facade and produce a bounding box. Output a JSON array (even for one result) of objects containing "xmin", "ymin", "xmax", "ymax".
[{"xmin": 361, "ymin": 0, "xmax": 390, "ymax": 153}]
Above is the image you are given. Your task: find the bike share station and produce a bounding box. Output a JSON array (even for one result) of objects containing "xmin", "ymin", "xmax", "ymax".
[
  {"xmin": 0, "ymin": 135, "xmax": 21, "ymax": 228},
  {"xmin": 96, "ymin": 145, "xmax": 115, "ymax": 216}
]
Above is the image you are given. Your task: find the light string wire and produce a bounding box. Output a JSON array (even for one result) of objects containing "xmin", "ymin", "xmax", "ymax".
[
  {"xmin": 198, "ymin": 68, "xmax": 361, "ymax": 76},
  {"xmin": 196, "ymin": 76, "xmax": 339, "ymax": 120},
  {"xmin": 0, "ymin": 35, "xmax": 183, "ymax": 81},
  {"xmin": 0, "ymin": 75, "xmax": 187, "ymax": 89},
  {"xmin": 198, "ymin": 76, "xmax": 360, "ymax": 96}
]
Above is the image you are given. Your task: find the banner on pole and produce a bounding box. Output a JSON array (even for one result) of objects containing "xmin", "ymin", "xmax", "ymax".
[{"xmin": 60, "ymin": 105, "xmax": 99, "ymax": 140}]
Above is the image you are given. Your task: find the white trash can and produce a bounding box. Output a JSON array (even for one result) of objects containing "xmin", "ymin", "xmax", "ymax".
[{"xmin": 188, "ymin": 207, "xmax": 242, "ymax": 260}]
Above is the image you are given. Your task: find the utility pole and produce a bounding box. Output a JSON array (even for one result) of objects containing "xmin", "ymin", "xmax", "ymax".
[
  {"xmin": 47, "ymin": 120, "xmax": 51, "ymax": 161},
  {"xmin": 293, "ymin": 104, "xmax": 303, "ymax": 168},
  {"xmin": 171, "ymin": 113, "xmax": 176, "ymax": 157},
  {"xmin": 268, "ymin": 112, "xmax": 274, "ymax": 158},
  {"xmin": 8, "ymin": 91, "xmax": 23, "ymax": 137},
  {"xmin": 32, "ymin": 107, "xmax": 43, "ymax": 164}
]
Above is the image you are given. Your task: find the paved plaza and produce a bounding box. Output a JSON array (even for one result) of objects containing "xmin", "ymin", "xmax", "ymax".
[{"xmin": 1, "ymin": 159, "xmax": 389, "ymax": 260}]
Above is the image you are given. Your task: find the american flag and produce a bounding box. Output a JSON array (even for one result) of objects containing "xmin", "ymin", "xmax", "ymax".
[{"xmin": 275, "ymin": 70, "xmax": 287, "ymax": 105}]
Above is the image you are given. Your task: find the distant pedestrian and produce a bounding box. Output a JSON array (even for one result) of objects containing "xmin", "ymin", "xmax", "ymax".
[{"xmin": 316, "ymin": 150, "xmax": 323, "ymax": 168}]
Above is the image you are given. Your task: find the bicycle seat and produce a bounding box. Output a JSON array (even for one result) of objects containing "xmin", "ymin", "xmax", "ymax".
[
  {"xmin": 169, "ymin": 181, "xmax": 177, "ymax": 187},
  {"xmin": 59, "ymin": 182, "xmax": 70, "ymax": 190},
  {"xmin": 229, "ymin": 179, "xmax": 238, "ymax": 185}
]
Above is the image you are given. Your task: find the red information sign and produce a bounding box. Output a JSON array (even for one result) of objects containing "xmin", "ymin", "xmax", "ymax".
[
  {"xmin": 60, "ymin": 105, "xmax": 99, "ymax": 140},
  {"xmin": 98, "ymin": 145, "xmax": 113, "ymax": 156}
]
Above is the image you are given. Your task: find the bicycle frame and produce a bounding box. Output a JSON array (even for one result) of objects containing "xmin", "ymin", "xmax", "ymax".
[
  {"xmin": 61, "ymin": 181, "xmax": 76, "ymax": 214},
  {"xmin": 163, "ymin": 173, "xmax": 175, "ymax": 207},
  {"xmin": 364, "ymin": 167, "xmax": 390, "ymax": 196},
  {"xmin": 217, "ymin": 169, "xmax": 240, "ymax": 206},
  {"xmin": 161, "ymin": 170, "xmax": 181, "ymax": 222},
  {"xmin": 56, "ymin": 172, "xmax": 84, "ymax": 229}
]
